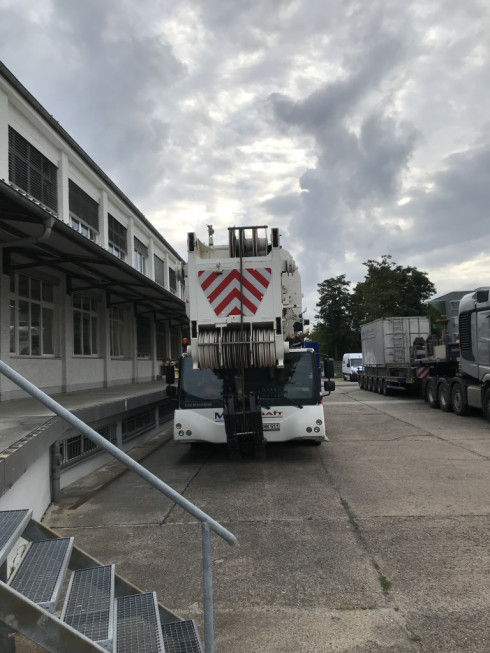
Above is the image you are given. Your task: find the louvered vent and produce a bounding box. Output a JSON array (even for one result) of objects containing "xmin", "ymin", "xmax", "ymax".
[{"xmin": 458, "ymin": 311, "xmax": 474, "ymax": 361}]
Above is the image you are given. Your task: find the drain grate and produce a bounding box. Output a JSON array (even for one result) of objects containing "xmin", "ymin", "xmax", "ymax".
[
  {"xmin": 161, "ymin": 620, "xmax": 203, "ymax": 653},
  {"xmin": 61, "ymin": 564, "xmax": 114, "ymax": 649},
  {"xmin": 0, "ymin": 509, "xmax": 31, "ymax": 568},
  {"xmin": 116, "ymin": 592, "xmax": 164, "ymax": 653},
  {"xmin": 8, "ymin": 537, "xmax": 73, "ymax": 612}
]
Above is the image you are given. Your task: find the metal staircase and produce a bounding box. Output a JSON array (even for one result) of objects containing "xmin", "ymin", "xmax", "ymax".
[
  {"xmin": 0, "ymin": 359, "xmax": 238, "ymax": 653},
  {"xmin": 0, "ymin": 508, "xmax": 202, "ymax": 652}
]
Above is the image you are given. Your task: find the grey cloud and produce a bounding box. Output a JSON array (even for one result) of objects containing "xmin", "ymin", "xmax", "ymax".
[
  {"xmin": 397, "ymin": 144, "xmax": 490, "ymax": 255},
  {"xmin": 1, "ymin": 0, "xmax": 489, "ymax": 303}
]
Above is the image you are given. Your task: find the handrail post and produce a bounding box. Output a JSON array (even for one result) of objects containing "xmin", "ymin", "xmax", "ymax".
[{"xmin": 202, "ymin": 522, "xmax": 214, "ymax": 653}]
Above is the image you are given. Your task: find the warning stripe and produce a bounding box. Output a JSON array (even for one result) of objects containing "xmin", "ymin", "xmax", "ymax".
[
  {"xmin": 416, "ymin": 367, "xmax": 429, "ymax": 379},
  {"xmin": 198, "ymin": 268, "xmax": 271, "ymax": 316}
]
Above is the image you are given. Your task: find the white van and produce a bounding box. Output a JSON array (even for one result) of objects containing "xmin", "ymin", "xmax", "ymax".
[{"xmin": 342, "ymin": 353, "xmax": 363, "ymax": 381}]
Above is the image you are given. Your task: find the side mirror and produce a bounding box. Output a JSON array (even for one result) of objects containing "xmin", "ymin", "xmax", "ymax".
[
  {"xmin": 323, "ymin": 380, "xmax": 336, "ymax": 392},
  {"xmin": 323, "ymin": 357, "xmax": 335, "ymax": 379}
]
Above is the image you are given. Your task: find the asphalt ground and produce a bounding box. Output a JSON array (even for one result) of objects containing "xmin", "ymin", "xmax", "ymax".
[{"xmin": 32, "ymin": 380, "xmax": 490, "ymax": 652}]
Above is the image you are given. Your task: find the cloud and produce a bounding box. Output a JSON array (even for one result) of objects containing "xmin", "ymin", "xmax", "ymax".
[{"xmin": 1, "ymin": 0, "xmax": 489, "ymax": 314}]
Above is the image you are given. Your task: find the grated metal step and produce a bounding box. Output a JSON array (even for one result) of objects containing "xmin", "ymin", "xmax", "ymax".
[
  {"xmin": 8, "ymin": 537, "xmax": 73, "ymax": 613},
  {"xmin": 115, "ymin": 592, "xmax": 164, "ymax": 653},
  {"xmin": 161, "ymin": 620, "xmax": 203, "ymax": 653},
  {"xmin": 61, "ymin": 564, "xmax": 115, "ymax": 651},
  {"xmin": 0, "ymin": 509, "xmax": 32, "ymax": 568}
]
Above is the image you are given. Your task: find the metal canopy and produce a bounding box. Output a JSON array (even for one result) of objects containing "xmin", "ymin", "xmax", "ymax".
[{"xmin": 0, "ymin": 181, "xmax": 188, "ymax": 324}]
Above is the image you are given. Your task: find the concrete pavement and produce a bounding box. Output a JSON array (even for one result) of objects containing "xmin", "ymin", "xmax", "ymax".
[{"xmin": 23, "ymin": 380, "xmax": 490, "ymax": 652}]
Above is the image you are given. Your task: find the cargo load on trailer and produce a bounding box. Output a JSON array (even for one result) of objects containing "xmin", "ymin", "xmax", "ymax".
[
  {"xmin": 358, "ymin": 288, "xmax": 490, "ymax": 420},
  {"xmin": 168, "ymin": 225, "xmax": 335, "ymax": 458}
]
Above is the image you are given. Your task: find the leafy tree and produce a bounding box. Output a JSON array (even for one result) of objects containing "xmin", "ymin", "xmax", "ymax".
[
  {"xmin": 315, "ymin": 274, "xmax": 359, "ymax": 359},
  {"xmin": 309, "ymin": 321, "xmax": 329, "ymax": 358},
  {"xmin": 314, "ymin": 257, "xmax": 437, "ymax": 360},
  {"xmin": 352, "ymin": 255, "xmax": 436, "ymax": 326}
]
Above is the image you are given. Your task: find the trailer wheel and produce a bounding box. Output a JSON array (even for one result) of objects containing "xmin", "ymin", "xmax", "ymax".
[
  {"xmin": 484, "ymin": 387, "xmax": 490, "ymax": 421},
  {"xmin": 382, "ymin": 380, "xmax": 391, "ymax": 396},
  {"xmin": 377, "ymin": 378, "xmax": 383, "ymax": 394},
  {"xmin": 426, "ymin": 379, "xmax": 439, "ymax": 408},
  {"xmin": 451, "ymin": 383, "xmax": 469, "ymax": 416},
  {"xmin": 438, "ymin": 381, "xmax": 452, "ymax": 412}
]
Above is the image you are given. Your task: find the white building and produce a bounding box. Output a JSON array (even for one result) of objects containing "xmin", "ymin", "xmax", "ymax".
[
  {"xmin": 0, "ymin": 62, "xmax": 187, "ymax": 400},
  {"xmin": 0, "ymin": 62, "xmax": 188, "ymax": 516}
]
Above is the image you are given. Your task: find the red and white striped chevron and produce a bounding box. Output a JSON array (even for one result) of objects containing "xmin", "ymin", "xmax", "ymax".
[
  {"xmin": 416, "ymin": 366, "xmax": 429, "ymax": 379},
  {"xmin": 198, "ymin": 268, "xmax": 272, "ymax": 316}
]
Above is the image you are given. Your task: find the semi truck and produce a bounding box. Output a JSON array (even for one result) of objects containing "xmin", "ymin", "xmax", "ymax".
[
  {"xmin": 358, "ymin": 288, "xmax": 490, "ymax": 420},
  {"xmin": 170, "ymin": 225, "xmax": 335, "ymax": 458}
]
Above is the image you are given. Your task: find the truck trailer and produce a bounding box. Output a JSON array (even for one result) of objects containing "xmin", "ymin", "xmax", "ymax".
[
  {"xmin": 170, "ymin": 225, "xmax": 335, "ymax": 458},
  {"xmin": 358, "ymin": 288, "xmax": 490, "ymax": 420}
]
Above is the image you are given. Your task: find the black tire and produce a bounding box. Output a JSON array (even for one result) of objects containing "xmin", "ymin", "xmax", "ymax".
[
  {"xmin": 438, "ymin": 382, "xmax": 452, "ymax": 412},
  {"xmin": 360, "ymin": 375, "xmax": 365, "ymax": 389},
  {"xmin": 382, "ymin": 380, "xmax": 391, "ymax": 396},
  {"xmin": 377, "ymin": 378, "xmax": 383, "ymax": 394},
  {"xmin": 484, "ymin": 387, "xmax": 490, "ymax": 422},
  {"xmin": 451, "ymin": 383, "xmax": 469, "ymax": 416},
  {"xmin": 426, "ymin": 379, "xmax": 439, "ymax": 408}
]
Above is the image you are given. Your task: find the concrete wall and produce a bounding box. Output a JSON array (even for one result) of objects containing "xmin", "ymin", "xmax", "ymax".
[{"xmin": 0, "ymin": 451, "xmax": 51, "ymax": 521}]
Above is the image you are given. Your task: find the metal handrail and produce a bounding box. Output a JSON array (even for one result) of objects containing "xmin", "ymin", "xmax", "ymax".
[{"xmin": 0, "ymin": 360, "xmax": 237, "ymax": 653}]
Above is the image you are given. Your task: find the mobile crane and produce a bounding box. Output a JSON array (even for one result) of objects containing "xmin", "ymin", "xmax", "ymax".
[{"xmin": 171, "ymin": 226, "xmax": 335, "ymax": 458}]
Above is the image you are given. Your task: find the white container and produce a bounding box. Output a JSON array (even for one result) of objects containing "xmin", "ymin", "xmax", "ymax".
[{"xmin": 361, "ymin": 317, "xmax": 431, "ymax": 366}]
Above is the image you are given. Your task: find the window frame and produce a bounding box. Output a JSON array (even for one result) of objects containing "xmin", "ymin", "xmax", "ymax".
[
  {"xmin": 154, "ymin": 254, "xmax": 165, "ymax": 287},
  {"xmin": 8, "ymin": 126, "xmax": 58, "ymax": 212},
  {"xmin": 73, "ymin": 293, "xmax": 99, "ymax": 356},
  {"xmin": 69, "ymin": 179, "xmax": 99, "ymax": 242},
  {"xmin": 110, "ymin": 306, "xmax": 127, "ymax": 358},
  {"xmin": 134, "ymin": 237, "xmax": 148, "ymax": 275},
  {"xmin": 9, "ymin": 273, "xmax": 56, "ymax": 357},
  {"xmin": 108, "ymin": 214, "xmax": 128, "ymax": 260}
]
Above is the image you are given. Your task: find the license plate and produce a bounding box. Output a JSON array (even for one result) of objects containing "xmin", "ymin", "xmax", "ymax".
[{"xmin": 263, "ymin": 423, "xmax": 280, "ymax": 431}]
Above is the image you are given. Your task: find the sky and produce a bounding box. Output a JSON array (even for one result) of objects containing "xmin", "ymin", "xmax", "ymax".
[{"xmin": 1, "ymin": 0, "xmax": 489, "ymax": 322}]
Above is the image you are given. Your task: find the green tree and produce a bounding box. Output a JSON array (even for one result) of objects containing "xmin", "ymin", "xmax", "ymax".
[
  {"xmin": 315, "ymin": 274, "xmax": 359, "ymax": 359},
  {"xmin": 352, "ymin": 255, "xmax": 436, "ymax": 326}
]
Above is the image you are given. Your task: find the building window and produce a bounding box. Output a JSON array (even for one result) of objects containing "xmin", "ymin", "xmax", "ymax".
[
  {"xmin": 134, "ymin": 237, "xmax": 148, "ymax": 274},
  {"xmin": 73, "ymin": 294, "xmax": 99, "ymax": 355},
  {"xmin": 136, "ymin": 314, "xmax": 151, "ymax": 358},
  {"xmin": 108, "ymin": 214, "xmax": 127, "ymax": 260},
  {"xmin": 110, "ymin": 306, "xmax": 126, "ymax": 357},
  {"xmin": 59, "ymin": 423, "xmax": 117, "ymax": 468},
  {"xmin": 8, "ymin": 127, "xmax": 58, "ymax": 211},
  {"xmin": 9, "ymin": 274, "xmax": 55, "ymax": 356},
  {"xmin": 169, "ymin": 267, "xmax": 177, "ymax": 294},
  {"xmin": 122, "ymin": 410, "xmax": 155, "ymax": 442},
  {"xmin": 170, "ymin": 328, "xmax": 181, "ymax": 359},
  {"xmin": 450, "ymin": 300, "xmax": 460, "ymax": 315},
  {"xmin": 154, "ymin": 255, "xmax": 165, "ymax": 287},
  {"xmin": 156, "ymin": 321, "xmax": 167, "ymax": 360},
  {"xmin": 69, "ymin": 180, "xmax": 99, "ymax": 241}
]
